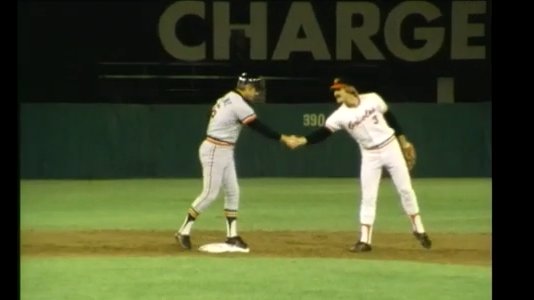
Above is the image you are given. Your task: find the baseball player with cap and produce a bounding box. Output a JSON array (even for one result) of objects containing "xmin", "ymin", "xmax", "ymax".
[
  {"xmin": 175, "ymin": 72, "xmax": 292, "ymax": 252},
  {"xmin": 287, "ymin": 77, "xmax": 432, "ymax": 252}
]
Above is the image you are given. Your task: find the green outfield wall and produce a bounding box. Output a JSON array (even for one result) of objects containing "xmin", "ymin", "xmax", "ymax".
[{"xmin": 20, "ymin": 103, "xmax": 491, "ymax": 178}]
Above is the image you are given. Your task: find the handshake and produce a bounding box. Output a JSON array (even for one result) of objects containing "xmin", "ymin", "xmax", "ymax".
[{"xmin": 280, "ymin": 134, "xmax": 307, "ymax": 149}]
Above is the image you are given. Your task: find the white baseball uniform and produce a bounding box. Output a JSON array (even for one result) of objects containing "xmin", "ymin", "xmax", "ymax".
[
  {"xmin": 324, "ymin": 92, "xmax": 422, "ymax": 244},
  {"xmin": 191, "ymin": 90, "xmax": 256, "ymax": 213}
]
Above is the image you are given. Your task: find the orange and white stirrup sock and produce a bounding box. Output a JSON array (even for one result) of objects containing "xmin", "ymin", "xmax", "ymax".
[
  {"xmin": 360, "ymin": 224, "xmax": 373, "ymax": 244},
  {"xmin": 409, "ymin": 213, "xmax": 425, "ymax": 233},
  {"xmin": 225, "ymin": 209, "xmax": 238, "ymax": 237},
  {"xmin": 178, "ymin": 207, "xmax": 199, "ymax": 235}
]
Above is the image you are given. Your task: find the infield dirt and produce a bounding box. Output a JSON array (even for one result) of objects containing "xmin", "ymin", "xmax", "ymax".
[{"xmin": 21, "ymin": 230, "xmax": 491, "ymax": 266}]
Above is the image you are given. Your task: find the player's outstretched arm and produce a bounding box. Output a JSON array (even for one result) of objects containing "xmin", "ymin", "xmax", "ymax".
[
  {"xmin": 284, "ymin": 126, "xmax": 334, "ymax": 150},
  {"xmin": 304, "ymin": 127, "xmax": 333, "ymax": 145},
  {"xmin": 246, "ymin": 118, "xmax": 283, "ymax": 141}
]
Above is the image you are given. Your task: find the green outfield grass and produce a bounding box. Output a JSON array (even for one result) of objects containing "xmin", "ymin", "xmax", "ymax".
[
  {"xmin": 21, "ymin": 256, "xmax": 491, "ymax": 300},
  {"xmin": 20, "ymin": 178, "xmax": 491, "ymax": 233},
  {"xmin": 20, "ymin": 178, "xmax": 492, "ymax": 300}
]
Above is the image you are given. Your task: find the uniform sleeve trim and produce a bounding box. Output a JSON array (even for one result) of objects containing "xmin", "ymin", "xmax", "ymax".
[{"xmin": 241, "ymin": 114, "xmax": 257, "ymax": 124}]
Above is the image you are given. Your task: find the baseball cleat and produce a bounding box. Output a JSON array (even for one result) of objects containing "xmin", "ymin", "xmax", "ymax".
[
  {"xmin": 175, "ymin": 232, "xmax": 191, "ymax": 250},
  {"xmin": 413, "ymin": 232, "xmax": 432, "ymax": 249},
  {"xmin": 225, "ymin": 236, "xmax": 249, "ymax": 250},
  {"xmin": 350, "ymin": 241, "xmax": 372, "ymax": 252}
]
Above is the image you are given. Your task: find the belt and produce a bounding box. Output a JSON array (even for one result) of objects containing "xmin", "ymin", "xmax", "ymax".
[
  {"xmin": 206, "ymin": 136, "xmax": 235, "ymax": 146},
  {"xmin": 365, "ymin": 135, "xmax": 395, "ymax": 150}
]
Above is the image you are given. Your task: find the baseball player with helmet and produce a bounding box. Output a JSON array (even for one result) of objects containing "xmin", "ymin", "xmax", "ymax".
[
  {"xmin": 175, "ymin": 72, "xmax": 292, "ymax": 252},
  {"xmin": 287, "ymin": 77, "xmax": 431, "ymax": 252}
]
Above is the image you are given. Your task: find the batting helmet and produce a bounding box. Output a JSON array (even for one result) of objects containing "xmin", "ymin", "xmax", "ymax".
[{"xmin": 237, "ymin": 72, "xmax": 264, "ymax": 91}]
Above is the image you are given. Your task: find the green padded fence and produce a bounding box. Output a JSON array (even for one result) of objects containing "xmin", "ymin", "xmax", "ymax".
[{"xmin": 20, "ymin": 103, "xmax": 491, "ymax": 178}]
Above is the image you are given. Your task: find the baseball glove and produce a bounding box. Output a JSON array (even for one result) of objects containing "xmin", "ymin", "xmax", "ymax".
[{"xmin": 401, "ymin": 142, "xmax": 416, "ymax": 171}]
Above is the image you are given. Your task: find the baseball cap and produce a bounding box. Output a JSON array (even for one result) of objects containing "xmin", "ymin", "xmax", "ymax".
[{"xmin": 329, "ymin": 77, "xmax": 355, "ymax": 90}]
